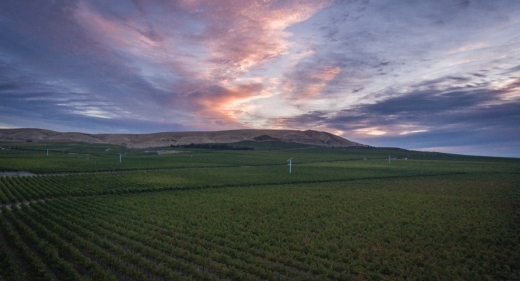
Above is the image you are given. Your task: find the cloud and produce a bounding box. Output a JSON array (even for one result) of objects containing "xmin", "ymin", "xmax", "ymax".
[
  {"xmin": 73, "ymin": 0, "xmax": 331, "ymax": 82},
  {"xmin": 0, "ymin": 91, "xmax": 186, "ymax": 134},
  {"xmin": 279, "ymin": 0, "xmax": 520, "ymax": 107},
  {"xmin": 200, "ymin": 1, "xmax": 331, "ymax": 78},
  {"xmin": 68, "ymin": 0, "xmax": 333, "ymax": 126},
  {"xmin": 0, "ymin": 83, "xmax": 20, "ymax": 91},
  {"xmin": 185, "ymin": 83, "xmax": 264, "ymax": 126},
  {"xmin": 282, "ymin": 65, "xmax": 340, "ymax": 102},
  {"xmin": 275, "ymin": 73, "xmax": 520, "ymax": 151},
  {"xmin": 399, "ymin": 130, "xmax": 428, "ymax": 135},
  {"xmin": 496, "ymin": 78, "xmax": 520, "ymax": 100},
  {"xmin": 1, "ymin": 0, "xmax": 520, "ymax": 156}
]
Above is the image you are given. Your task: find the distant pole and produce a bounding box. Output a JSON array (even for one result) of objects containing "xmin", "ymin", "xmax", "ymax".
[
  {"xmin": 388, "ymin": 155, "xmax": 391, "ymax": 163},
  {"xmin": 287, "ymin": 158, "xmax": 293, "ymax": 173},
  {"xmin": 119, "ymin": 153, "xmax": 122, "ymax": 163},
  {"xmin": 46, "ymin": 149, "xmax": 49, "ymax": 156}
]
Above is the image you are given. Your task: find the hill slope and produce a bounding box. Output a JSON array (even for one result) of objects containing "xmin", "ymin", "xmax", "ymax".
[{"xmin": 0, "ymin": 128, "xmax": 366, "ymax": 148}]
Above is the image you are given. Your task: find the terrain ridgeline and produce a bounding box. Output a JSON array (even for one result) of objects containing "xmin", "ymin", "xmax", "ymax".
[{"xmin": 0, "ymin": 128, "xmax": 367, "ymax": 148}]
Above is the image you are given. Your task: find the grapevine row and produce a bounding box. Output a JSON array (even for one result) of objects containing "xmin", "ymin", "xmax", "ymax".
[
  {"xmin": 63, "ymin": 198, "xmax": 339, "ymax": 280},
  {"xmin": 23, "ymin": 203, "xmax": 186, "ymax": 281},
  {"xmin": 84, "ymin": 198, "xmax": 341, "ymax": 276},
  {"xmin": 39, "ymin": 200, "xmax": 267, "ymax": 281}
]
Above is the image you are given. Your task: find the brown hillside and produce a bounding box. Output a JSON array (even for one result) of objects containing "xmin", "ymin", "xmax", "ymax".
[{"xmin": 0, "ymin": 128, "xmax": 367, "ymax": 148}]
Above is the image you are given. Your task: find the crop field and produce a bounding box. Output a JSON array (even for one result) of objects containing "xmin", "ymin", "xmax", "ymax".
[{"xmin": 0, "ymin": 142, "xmax": 519, "ymax": 280}]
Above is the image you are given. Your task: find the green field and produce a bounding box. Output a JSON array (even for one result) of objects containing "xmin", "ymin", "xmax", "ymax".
[{"xmin": 0, "ymin": 142, "xmax": 519, "ymax": 280}]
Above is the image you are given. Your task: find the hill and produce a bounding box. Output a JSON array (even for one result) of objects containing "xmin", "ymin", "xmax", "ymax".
[{"xmin": 0, "ymin": 128, "xmax": 367, "ymax": 148}]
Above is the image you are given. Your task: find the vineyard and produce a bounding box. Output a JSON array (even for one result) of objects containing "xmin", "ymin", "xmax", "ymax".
[{"xmin": 0, "ymin": 142, "xmax": 519, "ymax": 280}]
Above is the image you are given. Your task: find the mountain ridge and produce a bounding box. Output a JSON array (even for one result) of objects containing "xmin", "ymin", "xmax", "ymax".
[{"xmin": 0, "ymin": 128, "xmax": 367, "ymax": 148}]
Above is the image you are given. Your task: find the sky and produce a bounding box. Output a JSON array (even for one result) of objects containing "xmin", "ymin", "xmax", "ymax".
[{"xmin": 1, "ymin": 0, "xmax": 520, "ymax": 157}]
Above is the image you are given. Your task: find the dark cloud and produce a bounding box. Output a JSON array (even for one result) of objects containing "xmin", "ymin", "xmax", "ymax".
[
  {"xmin": 1, "ymin": 0, "xmax": 519, "ymax": 157},
  {"xmin": 275, "ymin": 73, "xmax": 520, "ymax": 155},
  {"xmin": 0, "ymin": 91, "xmax": 186, "ymax": 133},
  {"xmin": 0, "ymin": 83, "xmax": 20, "ymax": 91},
  {"xmin": 0, "ymin": 0, "xmax": 193, "ymax": 129}
]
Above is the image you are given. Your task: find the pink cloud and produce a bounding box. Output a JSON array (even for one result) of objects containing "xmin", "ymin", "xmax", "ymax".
[
  {"xmin": 183, "ymin": 82, "xmax": 266, "ymax": 128},
  {"xmin": 72, "ymin": 0, "xmax": 332, "ymax": 128},
  {"xmin": 497, "ymin": 78, "xmax": 520, "ymax": 100},
  {"xmin": 282, "ymin": 66, "xmax": 341, "ymax": 102},
  {"xmin": 74, "ymin": 2, "xmax": 161, "ymax": 53},
  {"xmin": 74, "ymin": 0, "xmax": 330, "ymax": 81}
]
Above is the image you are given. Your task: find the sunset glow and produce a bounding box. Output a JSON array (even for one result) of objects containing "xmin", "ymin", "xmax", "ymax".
[{"xmin": 1, "ymin": 0, "xmax": 520, "ymax": 157}]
